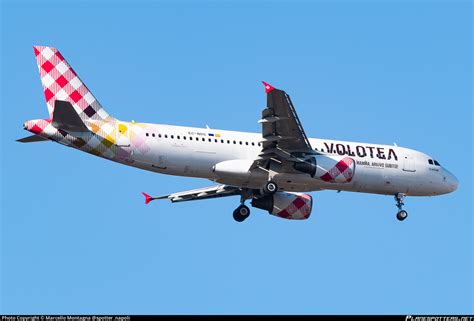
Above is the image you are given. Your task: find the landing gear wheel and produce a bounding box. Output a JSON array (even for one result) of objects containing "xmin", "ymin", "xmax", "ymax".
[
  {"xmin": 263, "ymin": 181, "xmax": 278, "ymax": 195},
  {"xmin": 396, "ymin": 210, "xmax": 408, "ymax": 221},
  {"xmin": 394, "ymin": 193, "xmax": 408, "ymax": 221},
  {"xmin": 233, "ymin": 205, "xmax": 250, "ymax": 222}
]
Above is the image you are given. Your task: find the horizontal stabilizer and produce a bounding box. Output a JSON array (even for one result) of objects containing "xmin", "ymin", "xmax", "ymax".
[
  {"xmin": 52, "ymin": 100, "xmax": 89, "ymax": 132},
  {"xmin": 16, "ymin": 135, "xmax": 49, "ymax": 143}
]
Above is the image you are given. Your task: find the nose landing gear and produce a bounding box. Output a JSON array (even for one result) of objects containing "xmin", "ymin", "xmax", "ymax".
[
  {"xmin": 396, "ymin": 209, "xmax": 408, "ymax": 221},
  {"xmin": 395, "ymin": 193, "xmax": 408, "ymax": 221}
]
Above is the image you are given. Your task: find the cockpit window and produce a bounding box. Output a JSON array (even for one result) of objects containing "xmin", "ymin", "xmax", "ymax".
[
  {"xmin": 434, "ymin": 160, "xmax": 441, "ymax": 166},
  {"xmin": 428, "ymin": 159, "xmax": 434, "ymax": 165}
]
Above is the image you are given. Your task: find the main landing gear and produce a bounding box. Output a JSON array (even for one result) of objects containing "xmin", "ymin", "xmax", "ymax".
[
  {"xmin": 233, "ymin": 204, "xmax": 250, "ymax": 222},
  {"xmin": 232, "ymin": 182, "xmax": 278, "ymax": 222},
  {"xmin": 263, "ymin": 181, "xmax": 278, "ymax": 195},
  {"xmin": 233, "ymin": 192, "xmax": 251, "ymax": 222},
  {"xmin": 395, "ymin": 193, "xmax": 408, "ymax": 221}
]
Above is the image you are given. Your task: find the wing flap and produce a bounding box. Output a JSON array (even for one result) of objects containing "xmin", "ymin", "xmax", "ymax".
[
  {"xmin": 262, "ymin": 87, "xmax": 313, "ymax": 152},
  {"xmin": 250, "ymin": 82, "xmax": 316, "ymax": 171}
]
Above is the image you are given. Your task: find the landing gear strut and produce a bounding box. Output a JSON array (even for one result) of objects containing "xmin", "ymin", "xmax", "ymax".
[{"xmin": 395, "ymin": 193, "xmax": 408, "ymax": 221}]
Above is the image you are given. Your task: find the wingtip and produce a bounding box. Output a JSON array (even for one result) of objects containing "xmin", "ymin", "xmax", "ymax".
[
  {"xmin": 142, "ymin": 192, "xmax": 153, "ymax": 205},
  {"xmin": 262, "ymin": 81, "xmax": 275, "ymax": 93}
]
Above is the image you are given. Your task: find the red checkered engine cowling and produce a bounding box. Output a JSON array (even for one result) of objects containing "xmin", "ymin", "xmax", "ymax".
[
  {"xmin": 317, "ymin": 156, "xmax": 355, "ymax": 184},
  {"xmin": 271, "ymin": 192, "xmax": 313, "ymax": 220}
]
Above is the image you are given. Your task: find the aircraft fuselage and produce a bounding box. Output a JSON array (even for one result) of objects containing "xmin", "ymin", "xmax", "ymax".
[{"xmin": 27, "ymin": 119, "xmax": 457, "ymax": 197}]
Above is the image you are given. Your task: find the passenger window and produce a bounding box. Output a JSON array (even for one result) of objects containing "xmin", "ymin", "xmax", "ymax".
[
  {"xmin": 233, "ymin": 141, "xmax": 236, "ymax": 144},
  {"xmin": 177, "ymin": 135, "xmax": 180, "ymax": 139},
  {"xmin": 239, "ymin": 141, "xmax": 242, "ymax": 145},
  {"xmin": 221, "ymin": 139, "xmax": 224, "ymax": 143},
  {"xmin": 208, "ymin": 138, "xmax": 212, "ymax": 142},
  {"xmin": 202, "ymin": 138, "xmax": 205, "ymax": 142},
  {"xmin": 251, "ymin": 142, "xmax": 255, "ymax": 146},
  {"xmin": 428, "ymin": 159, "xmax": 433, "ymax": 165},
  {"xmin": 183, "ymin": 136, "xmax": 186, "ymax": 140},
  {"xmin": 158, "ymin": 134, "xmax": 162, "ymax": 138},
  {"xmin": 171, "ymin": 135, "xmax": 174, "ymax": 139},
  {"xmin": 152, "ymin": 133, "xmax": 155, "ymax": 137},
  {"xmin": 227, "ymin": 140, "xmax": 230, "ymax": 144},
  {"xmin": 146, "ymin": 133, "xmax": 149, "ymax": 137},
  {"xmin": 215, "ymin": 139, "xmax": 218, "ymax": 143},
  {"xmin": 164, "ymin": 134, "xmax": 168, "ymax": 138}
]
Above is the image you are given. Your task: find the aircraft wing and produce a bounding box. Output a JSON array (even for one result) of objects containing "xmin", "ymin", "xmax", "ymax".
[
  {"xmin": 251, "ymin": 82, "xmax": 316, "ymax": 170},
  {"xmin": 142, "ymin": 184, "xmax": 242, "ymax": 204}
]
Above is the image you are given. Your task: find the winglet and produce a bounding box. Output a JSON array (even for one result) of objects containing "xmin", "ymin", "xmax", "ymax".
[
  {"xmin": 142, "ymin": 192, "xmax": 153, "ymax": 205},
  {"xmin": 262, "ymin": 81, "xmax": 275, "ymax": 93}
]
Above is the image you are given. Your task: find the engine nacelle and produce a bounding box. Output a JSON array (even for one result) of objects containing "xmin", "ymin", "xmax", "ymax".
[
  {"xmin": 293, "ymin": 155, "xmax": 355, "ymax": 183},
  {"xmin": 293, "ymin": 157, "xmax": 317, "ymax": 177},
  {"xmin": 251, "ymin": 192, "xmax": 313, "ymax": 220}
]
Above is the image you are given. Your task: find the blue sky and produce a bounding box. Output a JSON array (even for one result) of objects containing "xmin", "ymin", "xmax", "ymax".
[{"xmin": 1, "ymin": 0, "xmax": 472, "ymax": 315}]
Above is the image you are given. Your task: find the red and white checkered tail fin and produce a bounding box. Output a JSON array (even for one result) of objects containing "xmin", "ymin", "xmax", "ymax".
[{"xmin": 33, "ymin": 45, "xmax": 112, "ymax": 121}]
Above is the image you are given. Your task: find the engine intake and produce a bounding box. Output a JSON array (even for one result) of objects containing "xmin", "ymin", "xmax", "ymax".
[{"xmin": 251, "ymin": 192, "xmax": 313, "ymax": 220}]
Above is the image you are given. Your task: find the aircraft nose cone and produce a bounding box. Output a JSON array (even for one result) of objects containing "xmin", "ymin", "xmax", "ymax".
[
  {"xmin": 444, "ymin": 169, "xmax": 459, "ymax": 193},
  {"xmin": 450, "ymin": 174, "xmax": 459, "ymax": 192}
]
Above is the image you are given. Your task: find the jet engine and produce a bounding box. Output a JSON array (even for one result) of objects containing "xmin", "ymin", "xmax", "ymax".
[
  {"xmin": 251, "ymin": 192, "xmax": 313, "ymax": 220},
  {"xmin": 293, "ymin": 155, "xmax": 355, "ymax": 183},
  {"xmin": 293, "ymin": 157, "xmax": 317, "ymax": 177}
]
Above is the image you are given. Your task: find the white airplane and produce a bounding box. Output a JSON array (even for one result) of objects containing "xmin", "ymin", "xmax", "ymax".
[{"xmin": 20, "ymin": 46, "xmax": 459, "ymax": 222}]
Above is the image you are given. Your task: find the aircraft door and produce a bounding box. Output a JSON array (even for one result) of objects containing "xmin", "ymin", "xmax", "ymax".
[{"xmin": 402, "ymin": 153, "xmax": 416, "ymax": 172}]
